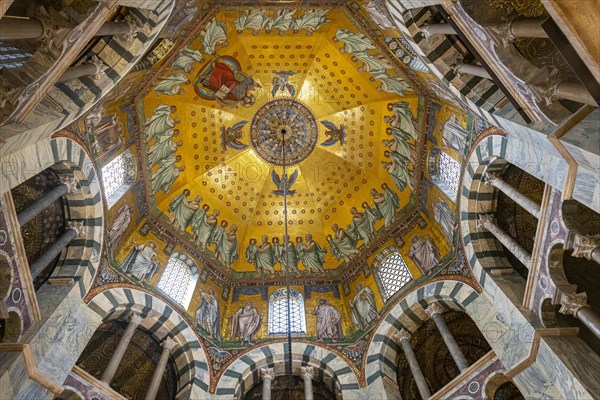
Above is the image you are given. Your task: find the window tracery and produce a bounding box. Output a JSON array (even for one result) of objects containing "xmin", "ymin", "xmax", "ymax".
[
  {"xmin": 157, "ymin": 252, "xmax": 199, "ymax": 309},
  {"xmin": 374, "ymin": 249, "xmax": 412, "ymax": 301},
  {"xmin": 268, "ymin": 288, "xmax": 306, "ymax": 335},
  {"xmin": 101, "ymin": 150, "xmax": 136, "ymax": 208},
  {"xmin": 428, "ymin": 147, "xmax": 461, "ymax": 201}
]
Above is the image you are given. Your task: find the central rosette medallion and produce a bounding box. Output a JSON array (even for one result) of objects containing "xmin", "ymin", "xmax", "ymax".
[{"xmin": 249, "ymin": 99, "xmax": 319, "ymax": 166}]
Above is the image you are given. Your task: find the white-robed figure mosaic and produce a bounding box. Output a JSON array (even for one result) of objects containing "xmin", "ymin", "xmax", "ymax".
[
  {"xmin": 350, "ymin": 283, "xmax": 378, "ymax": 329},
  {"xmin": 121, "ymin": 241, "xmax": 160, "ymax": 281},
  {"xmin": 145, "ymin": 104, "xmax": 178, "ymax": 142},
  {"xmin": 196, "ymin": 289, "xmax": 221, "ymax": 341},
  {"xmin": 313, "ymin": 298, "xmax": 343, "ymax": 340},
  {"xmin": 230, "ymin": 302, "xmax": 262, "ymax": 344}
]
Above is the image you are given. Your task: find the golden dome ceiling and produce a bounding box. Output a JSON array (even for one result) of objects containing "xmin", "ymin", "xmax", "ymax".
[{"xmin": 136, "ymin": 6, "xmax": 425, "ymax": 279}]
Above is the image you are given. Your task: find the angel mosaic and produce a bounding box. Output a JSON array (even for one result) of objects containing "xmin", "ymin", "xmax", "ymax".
[
  {"xmin": 271, "ymin": 169, "xmax": 298, "ymax": 196},
  {"xmin": 194, "ymin": 55, "xmax": 260, "ymax": 107},
  {"xmin": 264, "ymin": 9, "xmax": 296, "ymax": 35},
  {"xmin": 171, "ymin": 46, "xmax": 203, "ymax": 73},
  {"xmin": 152, "ymin": 73, "xmax": 189, "ymax": 96},
  {"xmin": 271, "ymin": 71, "xmax": 296, "ymax": 98},
  {"xmin": 334, "ymin": 28, "xmax": 376, "ymax": 53},
  {"xmin": 352, "ymin": 51, "xmax": 391, "ymax": 74},
  {"xmin": 221, "ymin": 121, "xmax": 248, "ymax": 151},
  {"xmin": 320, "ymin": 120, "xmax": 346, "ymax": 146},
  {"xmin": 293, "ymin": 9, "xmax": 329, "ymax": 35},
  {"xmin": 201, "ymin": 19, "xmax": 228, "ymax": 55},
  {"xmin": 234, "ymin": 10, "xmax": 267, "ymax": 35}
]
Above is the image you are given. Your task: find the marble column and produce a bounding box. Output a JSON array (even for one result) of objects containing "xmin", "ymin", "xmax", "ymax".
[
  {"xmin": 420, "ymin": 23, "xmax": 456, "ymax": 37},
  {"xmin": 485, "ymin": 172, "xmax": 541, "ymax": 218},
  {"xmin": 58, "ymin": 55, "xmax": 107, "ymax": 82},
  {"xmin": 531, "ymin": 75, "xmax": 598, "ymax": 107},
  {"xmin": 559, "ymin": 292, "xmax": 600, "ymax": 339},
  {"xmin": 0, "ymin": 17, "xmax": 136, "ymax": 40},
  {"xmin": 101, "ymin": 313, "xmax": 143, "ymax": 384},
  {"xmin": 453, "ymin": 63, "xmax": 493, "ymax": 80},
  {"xmin": 426, "ymin": 304, "xmax": 469, "ymax": 372},
  {"xmin": 487, "ymin": 17, "xmax": 549, "ymax": 47},
  {"xmin": 571, "ymin": 234, "xmax": 600, "ymax": 265},
  {"xmin": 477, "ymin": 214, "xmax": 532, "ymax": 268},
  {"xmin": 17, "ymin": 176, "xmax": 78, "ymax": 226},
  {"xmin": 28, "ymin": 220, "xmax": 83, "ymax": 279},
  {"xmin": 144, "ymin": 337, "xmax": 175, "ymax": 400},
  {"xmin": 260, "ymin": 367, "xmax": 274, "ymax": 400},
  {"xmin": 301, "ymin": 366, "xmax": 314, "ymax": 400},
  {"xmin": 393, "ymin": 329, "xmax": 431, "ymax": 399}
]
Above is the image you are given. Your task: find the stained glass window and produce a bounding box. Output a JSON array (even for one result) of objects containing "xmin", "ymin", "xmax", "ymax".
[
  {"xmin": 268, "ymin": 288, "xmax": 306, "ymax": 335},
  {"xmin": 157, "ymin": 252, "xmax": 198, "ymax": 309},
  {"xmin": 438, "ymin": 151, "xmax": 460, "ymax": 199},
  {"xmin": 101, "ymin": 150, "xmax": 136, "ymax": 208},
  {"xmin": 376, "ymin": 251, "xmax": 412, "ymax": 301}
]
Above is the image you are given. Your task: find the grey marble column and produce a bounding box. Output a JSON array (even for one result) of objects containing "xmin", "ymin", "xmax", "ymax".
[
  {"xmin": 17, "ymin": 184, "xmax": 68, "ymax": 226},
  {"xmin": 260, "ymin": 367, "xmax": 274, "ymax": 400},
  {"xmin": 559, "ymin": 292, "xmax": 600, "ymax": 339},
  {"xmin": 0, "ymin": 17, "xmax": 135, "ymax": 40},
  {"xmin": 301, "ymin": 366, "xmax": 314, "ymax": 400},
  {"xmin": 28, "ymin": 220, "xmax": 83, "ymax": 279},
  {"xmin": 453, "ymin": 63, "xmax": 492, "ymax": 80},
  {"xmin": 426, "ymin": 304, "xmax": 469, "ymax": 372},
  {"xmin": 394, "ymin": 329, "xmax": 431, "ymax": 399},
  {"xmin": 58, "ymin": 56, "xmax": 107, "ymax": 82},
  {"xmin": 101, "ymin": 313, "xmax": 143, "ymax": 384},
  {"xmin": 485, "ymin": 172, "xmax": 541, "ymax": 218},
  {"xmin": 571, "ymin": 234, "xmax": 600, "ymax": 265},
  {"xmin": 420, "ymin": 23, "xmax": 456, "ymax": 37},
  {"xmin": 144, "ymin": 337, "xmax": 175, "ymax": 400},
  {"xmin": 17, "ymin": 176, "xmax": 78, "ymax": 226},
  {"xmin": 477, "ymin": 214, "xmax": 532, "ymax": 268}
]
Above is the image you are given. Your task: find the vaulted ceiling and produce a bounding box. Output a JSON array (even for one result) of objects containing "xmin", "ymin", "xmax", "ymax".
[{"xmin": 135, "ymin": 5, "xmax": 427, "ymax": 281}]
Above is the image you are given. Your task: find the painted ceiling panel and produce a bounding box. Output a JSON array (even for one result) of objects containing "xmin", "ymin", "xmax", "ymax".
[{"xmin": 136, "ymin": 7, "xmax": 425, "ymax": 279}]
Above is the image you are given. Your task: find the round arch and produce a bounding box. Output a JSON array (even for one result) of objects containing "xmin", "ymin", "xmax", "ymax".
[
  {"xmin": 365, "ymin": 279, "xmax": 480, "ymax": 398},
  {"xmin": 87, "ymin": 286, "xmax": 210, "ymax": 398},
  {"xmin": 215, "ymin": 341, "xmax": 361, "ymax": 398}
]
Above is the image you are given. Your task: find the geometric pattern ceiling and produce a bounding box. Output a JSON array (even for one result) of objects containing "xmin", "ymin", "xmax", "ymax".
[{"xmin": 137, "ymin": 7, "xmax": 424, "ymax": 281}]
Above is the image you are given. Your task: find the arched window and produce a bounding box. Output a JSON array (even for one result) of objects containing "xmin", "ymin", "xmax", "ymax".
[
  {"xmin": 101, "ymin": 150, "xmax": 136, "ymax": 208},
  {"xmin": 268, "ymin": 288, "xmax": 306, "ymax": 335},
  {"xmin": 373, "ymin": 247, "xmax": 413, "ymax": 302},
  {"xmin": 428, "ymin": 147, "xmax": 460, "ymax": 201},
  {"xmin": 157, "ymin": 252, "xmax": 199, "ymax": 309}
]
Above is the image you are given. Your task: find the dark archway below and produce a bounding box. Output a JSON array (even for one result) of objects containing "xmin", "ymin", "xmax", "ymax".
[{"xmin": 243, "ymin": 375, "xmax": 336, "ymax": 400}]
